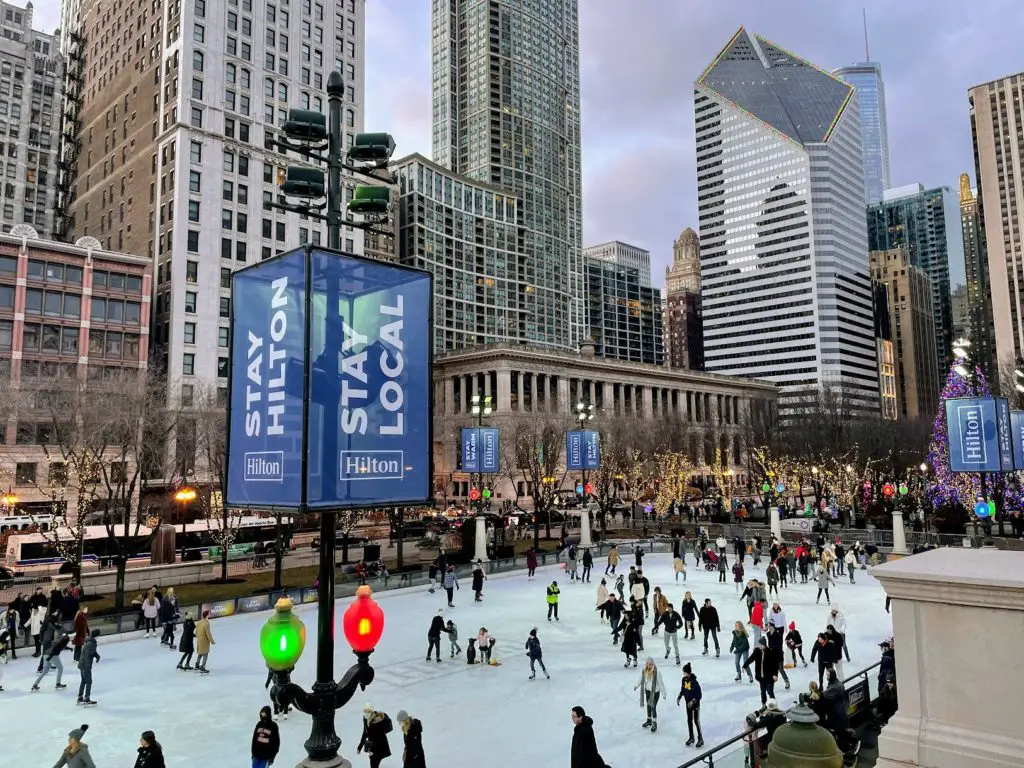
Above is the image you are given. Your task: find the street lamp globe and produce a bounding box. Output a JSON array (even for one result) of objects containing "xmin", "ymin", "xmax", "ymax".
[
  {"xmin": 174, "ymin": 487, "xmax": 197, "ymax": 504},
  {"xmin": 260, "ymin": 597, "xmax": 307, "ymax": 672},
  {"xmin": 919, "ymin": 463, "xmax": 928, "ymax": 473},
  {"xmin": 342, "ymin": 585, "xmax": 385, "ymax": 654}
]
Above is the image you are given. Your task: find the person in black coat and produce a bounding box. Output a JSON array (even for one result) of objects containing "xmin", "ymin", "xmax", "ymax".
[
  {"xmin": 426, "ymin": 610, "xmax": 449, "ymax": 663},
  {"xmin": 396, "ymin": 710, "xmax": 426, "ymax": 768},
  {"xmin": 679, "ymin": 594, "xmax": 698, "ymax": 640},
  {"xmin": 697, "ymin": 599, "xmax": 720, "ymax": 657},
  {"xmin": 581, "ymin": 549, "xmax": 593, "ymax": 583},
  {"xmin": 177, "ymin": 614, "xmax": 196, "ymax": 670},
  {"xmin": 809, "ymin": 632, "xmax": 836, "ymax": 689},
  {"xmin": 358, "ymin": 705, "xmax": 393, "ymax": 768},
  {"xmin": 676, "ymin": 663, "xmax": 704, "ymax": 748},
  {"xmin": 471, "ymin": 563, "xmax": 486, "ymax": 602},
  {"xmin": 251, "ymin": 706, "xmax": 281, "ymax": 768},
  {"xmin": 822, "ymin": 669, "xmax": 850, "ymax": 733},
  {"xmin": 743, "ymin": 638, "xmax": 780, "ymax": 705},
  {"xmin": 134, "ymin": 730, "xmax": 166, "ymax": 768},
  {"xmin": 570, "ymin": 706, "xmax": 608, "ymax": 768},
  {"xmin": 597, "ymin": 595, "xmax": 624, "ymax": 644},
  {"xmin": 617, "ymin": 607, "xmax": 641, "ymax": 667}
]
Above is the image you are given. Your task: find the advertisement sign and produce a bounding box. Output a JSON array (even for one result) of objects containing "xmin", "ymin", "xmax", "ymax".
[
  {"xmin": 1011, "ymin": 411, "xmax": 1024, "ymax": 471},
  {"xmin": 236, "ymin": 594, "xmax": 271, "ymax": 614},
  {"xmin": 306, "ymin": 249, "xmax": 432, "ymax": 508},
  {"xmin": 201, "ymin": 599, "xmax": 236, "ymax": 619},
  {"xmin": 479, "ymin": 427, "xmax": 500, "ymax": 473},
  {"xmin": 226, "ymin": 249, "xmax": 308, "ymax": 507},
  {"xmin": 583, "ymin": 430, "xmax": 601, "ymax": 469},
  {"xmin": 995, "ymin": 398, "xmax": 1015, "ymax": 471},
  {"xmin": 461, "ymin": 428, "xmax": 480, "ymax": 473},
  {"xmin": 566, "ymin": 431, "xmax": 584, "ymax": 470},
  {"xmin": 301, "ymin": 589, "xmax": 319, "ymax": 604},
  {"xmin": 946, "ymin": 397, "xmax": 1003, "ymax": 473}
]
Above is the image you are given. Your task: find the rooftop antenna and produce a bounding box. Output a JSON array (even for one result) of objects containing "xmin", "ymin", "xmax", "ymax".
[{"xmin": 862, "ymin": 8, "xmax": 870, "ymax": 61}]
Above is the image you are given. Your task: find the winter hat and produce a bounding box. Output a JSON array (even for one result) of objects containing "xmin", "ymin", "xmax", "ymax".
[
  {"xmin": 437, "ymin": 609, "xmax": 444, "ymax": 616},
  {"xmin": 396, "ymin": 710, "xmax": 410, "ymax": 724},
  {"xmin": 363, "ymin": 703, "xmax": 374, "ymax": 714},
  {"xmin": 260, "ymin": 706, "xmax": 272, "ymax": 719},
  {"xmin": 682, "ymin": 663, "xmax": 692, "ymax": 674},
  {"xmin": 68, "ymin": 724, "xmax": 89, "ymax": 742},
  {"xmin": 788, "ymin": 621, "xmax": 796, "ymax": 631},
  {"xmin": 765, "ymin": 699, "xmax": 780, "ymax": 712},
  {"xmin": 758, "ymin": 637, "xmax": 767, "ymax": 646}
]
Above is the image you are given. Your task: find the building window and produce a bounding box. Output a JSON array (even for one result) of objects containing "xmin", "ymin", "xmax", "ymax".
[
  {"xmin": 0, "ymin": 319, "xmax": 12, "ymax": 350},
  {"xmin": 189, "ymin": 170, "xmax": 201, "ymax": 193},
  {"xmin": 191, "ymin": 77, "xmax": 203, "ymax": 99},
  {"xmin": 188, "ymin": 200, "xmax": 201, "ymax": 222},
  {"xmin": 218, "ymin": 357, "xmax": 229, "ymax": 378},
  {"xmin": 191, "ymin": 107, "xmax": 203, "ymax": 127},
  {"xmin": 276, "ymin": 222, "xmax": 285, "ymax": 241},
  {"xmin": 193, "ymin": 23, "xmax": 205, "ymax": 43},
  {"xmin": 223, "ymin": 180, "xmax": 234, "ymax": 200},
  {"xmin": 187, "ymin": 230, "xmax": 200, "ymax": 253},
  {"xmin": 182, "ymin": 353, "xmax": 195, "ymax": 376},
  {"xmin": 222, "ymin": 209, "xmax": 233, "ymax": 229},
  {"xmin": 185, "ymin": 291, "xmax": 197, "ymax": 313},
  {"xmin": 15, "ymin": 462, "xmax": 36, "ymax": 485},
  {"xmin": 181, "ymin": 383, "xmax": 194, "ymax": 406},
  {"xmin": 190, "ymin": 140, "xmax": 202, "ymax": 163},
  {"xmin": 183, "ymin": 321, "xmax": 196, "ymax": 344},
  {"xmin": 219, "ymin": 297, "xmax": 231, "ymax": 317},
  {"xmin": 218, "ymin": 326, "xmax": 230, "ymax": 347},
  {"xmin": 220, "ymin": 267, "xmax": 232, "ymax": 288},
  {"xmin": 237, "ymin": 213, "xmax": 248, "ymax": 233},
  {"xmin": 186, "ymin": 260, "xmax": 199, "ymax": 282},
  {"xmin": 223, "ymin": 151, "xmax": 235, "ymax": 173},
  {"xmin": 193, "ymin": 51, "xmax": 204, "ymax": 72}
]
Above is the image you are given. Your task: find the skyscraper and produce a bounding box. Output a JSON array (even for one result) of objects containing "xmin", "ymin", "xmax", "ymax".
[
  {"xmin": 695, "ymin": 28, "xmax": 878, "ymax": 415},
  {"xmin": 431, "ymin": 0, "xmax": 583, "ymax": 351},
  {"xmin": 584, "ymin": 257, "xmax": 663, "ymax": 365},
  {"xmin": 66, "ymin": 0, "xmax": 367, "ymax": 396},
  {"xmin": 663, "ymin": 228, "xmax": 703, "ymax": 369},
  {"xmin": 969, "ymin": 74, "xmax": 1024, "ymax": 379},
  {"xmin": 582, "ymin": 241, "xmax": 652, "ymax": 288},
  {"xmin": 866, "ymin": 183, "xmax": 964, "ymax": 375},
  {"xmin": 959, "ymin": 173, "xmax": 995, "ymax": 379},
  {"xmin": 835, "ymin": 61, "xmax": 891, "ymax": 203}
]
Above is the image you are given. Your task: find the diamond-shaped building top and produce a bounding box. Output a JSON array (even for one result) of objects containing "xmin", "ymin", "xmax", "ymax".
[{"xmin": 697, "ymin": 27, "xmax": 854, "ymax": 145}]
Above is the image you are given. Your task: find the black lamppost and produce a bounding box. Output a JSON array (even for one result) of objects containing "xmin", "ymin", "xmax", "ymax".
[
  {"xmin": 575, "ymin": 395, "xmax": 595, "ymax": 499},
  {"xmin": 470, "ymin": 391, "xmax": 493, "ymax": 514}
]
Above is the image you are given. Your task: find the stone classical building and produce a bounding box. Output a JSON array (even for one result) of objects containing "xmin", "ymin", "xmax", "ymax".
[
  {"xmin": 432, "ymin": 344, "xmax": 776, "ymax": 504},
  {"xmin": 664, "ymin": 228, "xmax": 703, "ymax": 370}
]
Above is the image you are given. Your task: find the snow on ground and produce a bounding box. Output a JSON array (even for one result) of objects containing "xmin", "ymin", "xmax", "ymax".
[{"xmin": 1, "ymin": 553, "xmax": 892, "ymax": 768}]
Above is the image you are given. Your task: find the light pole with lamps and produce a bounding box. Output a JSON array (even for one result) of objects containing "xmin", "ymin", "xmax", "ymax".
[
  {"xmin": 173, "ymin": 486, "xmax": 197, "ymax": 561},
  {"xmin": 1, "ymin": 487, "xmax": 17, "ymax": 511},
  {"xmin": 470, "ymin": 392, "xmax": 493, "ymax": 514},
  {"xmin": 574, "ymin": 396, "xmax": 596, "ymax": 499}
]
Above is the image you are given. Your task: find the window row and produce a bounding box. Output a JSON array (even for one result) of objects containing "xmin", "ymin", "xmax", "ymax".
[
  {"xmin": 183, "ymin": 321, "xmax": 230, "ymax": 348},
  {"xmin": 91, "ymin": 298, "xmax": 143, "ymax": 325},
  {"xmin": 21, "ymin": 322, "xmax": 80, "ymax": 356},
  {"xmin": 88, "ymin": 329, "xmax": 141, "ymax": 360}
]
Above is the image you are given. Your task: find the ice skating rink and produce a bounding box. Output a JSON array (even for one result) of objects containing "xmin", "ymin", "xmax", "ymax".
[{"xmin": 1, "ymin": 552, "xmax": 893, "ymax": 767}]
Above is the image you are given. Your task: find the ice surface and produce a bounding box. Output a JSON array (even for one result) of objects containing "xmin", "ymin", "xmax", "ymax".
[{"xmin": 1, "ymin": 553, "xmax": 892, "ymax": 768}]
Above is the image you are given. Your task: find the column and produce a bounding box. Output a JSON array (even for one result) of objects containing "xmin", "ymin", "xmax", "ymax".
[
  {"xmin": 497, "ymin": 369, "xmax": 511, "ymax": 413},
  {"xmin": 891, "ymin": 509, "xmax": 908, "ymax": 554},
  {"xmin": 530, "ymin": 372, "xmax": 539, "ymax": 412},
  {"xmin": 474, "ymin": 516, "xmax": 489, "ymax": 562},
  {"xmin": 602, "ymin": 381, "xmax": 613, "ymax": 414},
  {"xmin": 516, "ymin": 371, "xmax": 524, "ymax": 411},
  {"xmin": 579, "ymin": 508, "xmax": 593, "ymax": 548},
  {"xmin": 557, "ymin": 376, "xmax": 570, "ymax": 413},
  {"xmin": 642, "ymin": 385, "xmax": 653, "ymax": 419},
  {"xmin": 444, "ymin": 376, "xmax": 455, "ymax": 416},
  {"xmin": 483, "ymin": 370, "xmax": 492, "ymax": 399}
]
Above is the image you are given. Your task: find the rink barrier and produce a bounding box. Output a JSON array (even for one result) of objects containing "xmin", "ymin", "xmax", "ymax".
[{"xmin": 676, "ymin": 660, "xmax": 884, "ymax": 768}]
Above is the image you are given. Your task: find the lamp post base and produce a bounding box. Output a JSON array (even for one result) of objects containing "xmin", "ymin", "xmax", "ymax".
[{"xmin": 297, "ymin": 755, "xmax": 351, "ymax": 768}]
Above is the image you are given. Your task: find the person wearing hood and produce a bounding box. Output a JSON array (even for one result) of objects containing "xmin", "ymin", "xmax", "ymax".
[
  {"xmin": 830, "ymin": 606, "xmax": 851, "ymax": 662},
  {"xmin": 357, "ymin": 704, "xmax": 393, "ymax": 768},
  {"xmin": 660, "ymin": 603, "xmax": 683, "ymax": 665},
  {"xmin": 822, "ymin": 667, "xmax": 850, "ymax": 733},
  {"xmin": 134, "ymin": 730, "xmax": 166, "ymax": 768},
  {"xmin": 426, "ymin": 610, "xmax": 449, "ymax": 663},
  {"xmin": 595, "ymin": 579, "xmax": 610, "ymax": 622},
  {"xmin": 676, "ymin": 662, "xmax": 704, "ymax": 748},
  {"xmin": 617, "ymin": 603, "xmax": 641, "ymax": 666},
  {"xmin": 570, "ymin": 706, "xmax": 608, "ymax": 768},
  {"xmin": 765, "ymin": 562, "xmax": 780, "ymax": 598},
  {"xmin": 732, "ymin": 560, "xmax": 745, "ymax": 592},
  {"xmin": 525, "ymin": 627, "xmax": 550, "ymax": 680},
  {"xmin": 76, "ymin": 628, "xmax": 101, "ymax": 705},
  {"xmin": 471, "ymin": 561, "xmax": 487, "ymax": 601},
  {"xmin": 743, "ymin": 637, "xmax": 780, "ymax": 706},
  {"xmin": 177, "ymin": 613, "xmax": 196, "ymax": 670},
  {"xmin": 251, "ymin": 706, "xmax": 281, "ymax": 768},
  {"xmin": 396, "ymin": 710, "xmax": 426, "ymax": 768},
  {"xmin": 52, "ymin": 725, "xmax": 96, "ymax": 768},
  {"xmin": 634, "ymin": 656, "xmax": 669, "ymax": 732}
]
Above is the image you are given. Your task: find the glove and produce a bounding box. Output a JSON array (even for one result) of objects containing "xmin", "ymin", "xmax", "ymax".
[{"xmin": 676, "ymin": 696, "xmax": 681, "ymax": 706}]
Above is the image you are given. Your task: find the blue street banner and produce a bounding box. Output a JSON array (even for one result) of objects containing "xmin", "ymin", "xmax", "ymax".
[
  {"xmin": 479, "ymin": 427, "xmax": 500, "ymax": 473},
  {"xmin": 583, "ymin": 430, "xmax": 601, "ymax": 470},
  {"xmin": 1011, "ymin": 411, "xmax": 1024, "ymax": 471},
  {"xmin": 566, "ymin": 431, "xmax": 584, "ymax": 470},
  {"xmin": 226, "ymin": 249, "xmax": 307, "ymax": 507},
  {"xmin": 945, "ymin": 397, "xmax": 1003, "ymax": 473},
  {"xmin": 995, "ymin": 397, "xmax": 1015, "ymax": 471},
  {"xmin": 461, "ymin": 428, "xmax": 480, "ymax": 473}
]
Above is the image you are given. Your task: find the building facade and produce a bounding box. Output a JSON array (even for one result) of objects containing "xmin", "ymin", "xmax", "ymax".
[
  {"xmin": 950, "ymin": 282, "xmax": 968, "ymax": 343},
  {"xmin": 959, "ymin": 173, "xmax": 995, "ymax": 379},
  {"xmin": 393, "ymin": 153, "xmax": 524, "ymax": 353},
  {"xmin": 871, "ymin": 280, "xmax": 898, "ymax": 420},
  {"xmin": 66, "ymin": 0, "xmax": 367, "ymax": 404},
  {"xmin": 663, "ymin": 227, "xmax": 703, "ymax": 370},
  {"xmin": 431, "ymin": 0, "xmax": 583, "ymax": 350},
  {"xmin": 582, "ymin": 241, "xmax": 652, "ymax": 288},
  {"xmin": 834, "ymin": 61, "xmax": 891, "ymax": 203},
  {"xmin": 969, "ymin": 74, "xmax": 1024, "ymax": 378},
  {"xmin": 866, "ymin": 183, "xmax": 963, "ymax": 377},
  {"xmin": 695, "ymin": 28, "xmax": 878, "ymax": 416},
  {"xmin": 869, "ymin": 249, "xmax": 938, "ymax": 420},
  {"xmin": 584, "ymin": 258, "xmax": 663, "ymax": 365},
  {"xmin": 432, "ymin": 344, "xmax": 776, "ymax": 504},
  {"xmin": 0, "ymin": 1, "xmax": 62, "ymax": 237},
  {"xmin": 0, "ymin": 226, "xmax": 151, "ymax": 516},
  {"xmin": 666, "ymin": 228, "xmax": 700, "ymax": 294}
]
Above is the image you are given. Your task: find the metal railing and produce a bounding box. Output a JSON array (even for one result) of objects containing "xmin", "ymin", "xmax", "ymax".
[{"xmin": 677, "ymin": 661, "xmax": 883, "ymax": 768}]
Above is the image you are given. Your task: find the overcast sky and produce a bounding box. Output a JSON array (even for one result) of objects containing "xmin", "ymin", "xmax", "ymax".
[{"xmin": 33, "ymin": 0, "xmax": 1023, "ymax": 287}]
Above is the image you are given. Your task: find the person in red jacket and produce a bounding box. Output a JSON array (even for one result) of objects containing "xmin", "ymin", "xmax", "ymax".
[
  {"xmin": 749, "ymin": 600, "xmax": 765, "ymax": 648},
  {"xmin": 251, "ymin": 706, "xmax": 280, "ymax": 768},
  {"xmin": 72, "ymin": 607, "xmax": 89, "ymax": 663},
  {"xmin": 526, "ymin": 549, "xmax": 538, "ymax": 581}
]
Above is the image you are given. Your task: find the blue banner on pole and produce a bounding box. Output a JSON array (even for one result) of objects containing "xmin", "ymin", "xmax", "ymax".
[
  {"xmin": 566, "ymin": 431, "xmax": 584, "ymax": 470},
  {"xmin": 479, "ymin": 427, "xmax": 500, "ymax": 473},
  {"xmin": 461, "ymin": 428, "xmax": 480, "ymax": 473},
  {"xmin": 583, "ymin": 430, "xmax": 601, "ymax": 469},
  {"xmin": 945, "ymin": 397, "xmax": 1002, "ymax": 473},
  {"xmin": 1011, "ymin": 411, "xmax": 1024, "ymax": 471},
  {"xmin": 995, "ymin": 397, "xmax": 1015, "ymax": 471},
  {"xmin": 226, "ymin": 249, "xmax": 308, "ymax": 507}
]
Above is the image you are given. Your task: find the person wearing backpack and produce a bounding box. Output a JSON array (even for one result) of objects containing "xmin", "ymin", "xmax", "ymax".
[{"xmin": 357, "ymin": 704, "xmax": 393, "ymax": 768}]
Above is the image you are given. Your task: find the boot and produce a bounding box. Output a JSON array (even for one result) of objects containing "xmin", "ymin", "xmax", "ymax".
[
  {"xmin": 545, "ymin": 671, "xmax": 550, "ymax": 679},
  {"xmin": 734, "ymin": 674, "xmax": 741, "ymax": 682},
  {"xmin": 664, "ymin": 651, "xmax": 669, "ymax": 660},
  {"xmin": 651, "ymin": 720, "xmax": 658, "ymax": 733},
  {"xmin": 695, "ymin": 738, "xmax": 704, "ymax": 748},
  {"xmin": 529, "ymin": 673, "xmax": 536, "ymax": 680},
  {"xmin": 702, "ymin": 648, "xmax": 708, "ymax": 656},
  {"xmin": 642, "ymin": 719, "xmax": 652, "ymax": 728},
  {"xmin": 56, "ymin": 683, "xmax": 67, "ymax": 689},
  {"xmin": 633, "ymin": 658, "xmax": 638, "ymax": 667},
  {"xmin": 685, "ymin": 737, "xmax": 694, "ymax": 747},
  {"xmin": 675, "ymin": 657, "xmax": 680, "ymax": 665}
]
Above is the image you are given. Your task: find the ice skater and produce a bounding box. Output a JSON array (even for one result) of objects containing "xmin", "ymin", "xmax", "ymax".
[
  {"xmin": 31, "ymin": 622, "xmax": 68, "ymax": 692},
  {"xmin": 597, "ymin": 593, "xmax": 623, "ymax": 644},
  {"xmin": 177, "ymin": 612, "xmax": 196, "ymax": 670},
  {"xmin": 446, "ymin": 619, "xmax": 461, "ymax": 658},
  {"xmin": 582, "ymin": 548, "xmax": 593, "ymax": 583},
  {"xmin": 443, "ymin": 565, "xmax": 459, "ymax": 607},
  {"xmin": 357, "ymin": 704, "xmax": 393, "ymax": 768},
  {"xmin": 472, "ymin": 561, "xmax": 487, "ymax": 602},
  {"xmin": 660, "ymin": 603, "xmax": 682, "ymax": 665},
  {"xmin": 698, "ymin": 599, "xmax": 720, "ymax": 657},
  {"xmin": 676, "ymin": 663, "xmax": 704, "ymax": 748},
  {"xmin": 596, "ymin": 579, "xmax": 610, "ymax": 622},
  {"xmin": 605, "ymin": 544, "xmax": 619, "ymax": 575},
  {"xmin": 195, "ymin": 610, "xmax": 214, "ymax": 673},
  {"xmin": 525, "ymin": 628, "xmax": 550, "ymax": 679},
  {"xmin": 426, "ymin": 610, "xmax": 448, "ymax": 663},
  {"xmin": 786, "ymin": 621, "xmax": 807, "ymax": 667},
  {"xmin": 76, "ymin": 629, "xmax": 100, "ymax": 705},
  {"xmin": 816, "ymin": 568, "xmax": 835, "ymax": 604},
  {"xmin": 634, "ymin": 656, "xmax": 668, "ymax": 732},
  {"xmin": 680, "ymin": 592, "xmax": 698, "ymax": 640}
]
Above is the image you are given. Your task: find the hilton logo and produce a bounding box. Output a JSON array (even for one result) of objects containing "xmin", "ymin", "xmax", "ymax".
[
  {"xmin": 340, "ymin": 450, "xmax": 404, "ymax": 481},
  {"xmin": 957, "ymin": 405, "xmax": 986, "ymax": 465},
  {"xmin": 243, "ymin": 451, "xmax": 285, "ymax": 481}
]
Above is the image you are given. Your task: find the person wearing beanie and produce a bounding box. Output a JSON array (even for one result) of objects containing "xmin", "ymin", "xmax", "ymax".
[
  {"xmin": 134, "ymin": 730, "xmax": 166, "ymax": 768},
  {"xmin": 525, "ymin": 627, "xmax": 550, "ymax": 680},
  {"xmin": 743, "ymin": 637, "xmax": 780, "ymax": 706},
  {"xmin": 396, "ymin": 710, "xmax": 426, "ymax": 768},
  {"xmin": 785, "ymin": 622, "xmax": 807, "ymax": 667},
  {"xmin": 357, "ymin": 703, "xmax": 394, "ymax": 768},
  {"xmin": 426, "ymin": 610, "xmax": 449, "ymax": 663},
  {"xmin": 676, "ymin": 663, "xmax": 704, "ymax": 748},
  {"xmin": 77, "ymin": 628, "xmax": 101, "ymax": 705},
  {"xmin": 633, "ymin": 656, "xmax": 668, "ymax": 732},
  {"xmin": 251, "ymin": 706, "xmax": 281, "ymax": 768},
  {"xmin": 52, "ymin": 725, "xmax": 95, "ymax": 768}
]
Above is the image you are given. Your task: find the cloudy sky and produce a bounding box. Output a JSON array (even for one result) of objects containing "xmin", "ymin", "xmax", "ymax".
[{"xmin": 31, "ymin": 0, "xmax": 1022, "ymax": 287}]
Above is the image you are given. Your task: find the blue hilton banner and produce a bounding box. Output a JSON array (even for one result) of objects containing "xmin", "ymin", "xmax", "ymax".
[
  {"xmin": 583, "ymin": 430, "xmax": 601, "ymax": 470},
  {"xmin": 945, "ymin": 397, "xmax": 1007, "ymax": 473},
  {"xmin": 995, "ymin": 397, "xmax": 1015, "ymax": 471},
  {"xmin": 1011, "ymin": 411, "xmax": 1024, "ymax": 471},
  {"xmin": 461, "ymin": 427, "xmax": 500, "ymax": 473},
  {"xmin": 227, "ymin": 246, "xmax": 433, "ymax": 509},
  {"xmin": 566, "ymin": 431, "xmax": 584, "ymax": 471},
  {"xmin": 566, "ymin": 430, "xmax": 600, "ymax": 471}
]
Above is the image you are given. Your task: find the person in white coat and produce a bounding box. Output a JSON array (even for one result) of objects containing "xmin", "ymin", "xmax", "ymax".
[
  {"xmin": 29, "ymin": 605, "xmax": 45, "ymax": 657},
  {"xmin": 829, "ymin": 606, "xmax": 851, "ymax": 662},
  {"xmin": 596, "ymin": 580, "xmax": 610, "ymax": 623},
  {"xmin": 634, "ymin": 656, "xmax": 669, "ymax": 732},
  {"xmin": 767, "ymin": 603, "xmax": 787, "ymax": 633},
  {"xmin": 844, "ymin": 551, "xmax": 856, "ymax": 583},
  {"xmin": 629, "ymin": 578, "xmax": 645, "ymax": 607},
  {"xmin": 715, "ymin": 536, "xmax": 728, "ymax": 556}
]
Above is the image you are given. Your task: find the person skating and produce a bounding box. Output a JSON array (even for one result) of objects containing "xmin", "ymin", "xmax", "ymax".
[
  {"xmin": 159, "ymin": 588, "xmax": 180, "ymax": 648},
  {"xmin": 396, "ymin": 710, "xmax": 426, "ymax": 768},
  {"xmin": 51, "ymin": 725, "xmax": 96, "ymax": 768},
  {"xmin": 676, "ymin": 662, "xmax": 704, "ymax": 747},
  {"xmin": 634, "ymin": 656, "xmax": 669, "ymax": 732},
  {"xmin": 595, "ymin": 579, "xmax": 610, "ymax": 622},
  {"xmin": 830, "ymin": 606, "xmax": 852, "ymax": 662},
  {"xmin": 567, "ymin": 546, "xmax": 579, "ymax": 583},
  {"xmin": 445, "ymin": 619, "xmax": 461, "ymax": 658},
  {"xmin": 195, "ymin": 609, "xmax": 214, "ymax": 673},
  {"xmin": 526, "ymin": 548, "xmax": 538, "ymax": 581},
  {"xmin": 743, "ymin": 637, "xmax": 780, "ymax": 706},
  {"xmin": 638, "ymin": 569, "xmax": 651, "ymax": 616},
  {"xmin": 427, "ymin": 562, "xmax": 438, "ymax": 594},
  {"xmin": 435, "ymin": 564, "xmax": 455, "ymax": 608},
  {"xmin": 141, "ymin": 591, "xmax": 160, "ymax": 637},
  {"xmin": 614, "ymin": 573, "xmax": 625, "ymax": 601},
  {"xmin": 597, "ymin": 594, "xmax": 623, "ymax": 644},
  {"xmin": 72, "ymin": 606, "xmax": 89, "ymax": 663},
  {"xmin": 426, "ymin": 610, "xmax": 448, "ymax": 663},
  {"xmin": 717, "ymin": 551, "xmax": 728, "ymax": 583},
  {"xmin": 732, "ymin": 560, "xmax": 745, "ymax": 592},
  {"xmin": 617, "ymin": 606, "xmax": 641, "ymax": 667},
  {"xmin": 825, "ymin": 623, "xmax": 846, "ymax": 680},
  {"xmin": 76, "ymin": 629, "xmax": 100, "ymax": 705},
  {"xmin": 816, "ymin": 568, "xmax": 835, "ymax": 604},
  {"xmin": 605, "ymin": 545, "xmax": 619, "ymax": 575},
  {"xmin": 476, "ymin": 627, "xmax": 494, "ymax": 665},
  {"xmin": 660, "ymin": 603, "xmax": 682, "ymax": 665},
  {"xmin": 786, "ymin": 621, "xmax": 807, "ymax": 667},
  {"xmin": 835, "ymin": 540, "xmax": 846, "ymax": 576},
  {"xmin": 716, "ymin": 535, "xmax": 727, "ymax": 556},
  {"xmin": 651, "ymin": 587, "xmax": 668, "ymax": 634},
  {"xmin": 177, "ymin": 613, "xmax": 196, "ymax": 670},
  {"xmin": 765, "ymin": 562, "xmax": 780, "ymax": 598},
  {"xmin": 785, "ymin": 548, "xmax": 797, "ymax": 583},
  {"xmin": 582, "ymin": 548, "xmax": 593, "ymax": 583},
  {"xmin": 766, "ymin": 620, "xmax": 790, "ymax": 690},
  {"xmin": 845, "ymin": 550, "xmax": 856, "ymax": 583},
  {"xmin": 251, "ymin": 706, "xmax": 281, "ymax": 768},
  {"xmin": 634, "ymin": 544, "xmax": 645, "ymax": 568},
  {"xmin": 777, "ymin": 556, "xmax": 788, "ymax": 589},
  {"xmin": 37, "ymin": 612, "xmax": 58, "ymax": 672},
  {"xmin": 680, "ymin": 592, "xmax": 698, "ymax": 640},
  {"xmin": 570, "ymin": 706, "xmax": 609, "ymax": 768},
  {"xmin": 698, "ymin": 598, "xmax": 720, "ymax": 657},
  {"xmin": 809, "ymin": 632, "xmax": 837, "ymax": 689},
  {"xmin": 730, "ymin": 621, "xmax": 754, "ymax": 683},
  {"xmin": 798, "ymin": 550, "xmax": 810, "ymax": 583},
  {"xmin": 674, "ymin": 554, "xmax": 686, "ymax": 583},
  {"xmin": 134, "ymin": 730, "xmax": 166, "ymax": 768},
  {"xmin": 32, "ymin": 622, "xmax": 69, "ymax": 691},
  {"xmin": 749, "ymin": 599, "xmax": 765, "ymax": 647},
  {"xmin": 357, "ymin": 704, "xmax": 393, "ymax": 768},
  {"xmin": 471, "ymin": 561, "xmax": 487, "ymax": 602},
  {"xmin": 525, "ymin": 627, "xmax": 550, "ymax": 679},
  {"xmin": 547, "ymin": 580, "xmax": 561, "ymax": 621}
]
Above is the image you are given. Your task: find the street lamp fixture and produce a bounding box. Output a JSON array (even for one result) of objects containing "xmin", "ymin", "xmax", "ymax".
[
  {"xmin": 1, "ymin": 487, "xmax": 17, "ymax": 508},
  {"xmin": 174, "ymin": 486, "xmax": 198, "ymax": 561},
  {"xmin": 953, "ymin": 365, "xmax": 971, "ymax": 378},
  {"xmin": 919, "ymin": 463, "xmax": 928, "ymax": 474},
  {"xmin": 811, "ymin": 466, "xmax": 818, "ymax": 476},
  {"xmin": 470, "ymin": 394, "xmax": 493, "ymax": 418},
  {"xmin": 575, "ymin": 399, "xmax": 595, "ymax": 423}
]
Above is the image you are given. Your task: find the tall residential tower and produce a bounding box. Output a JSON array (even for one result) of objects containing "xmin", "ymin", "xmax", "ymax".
[
  {"xmin": 695, "ymin": 28, "xmax": 878, "ymax": 415},
  {"xmin": 959, "ymin": 173, "xmax": 995, "ymax": 379},
  {"xmin": 431, "ymin": 0, "xmax": 583, "ymax": 351}
]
